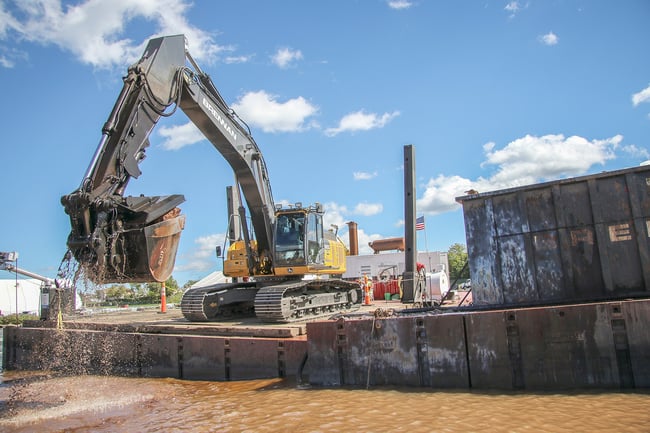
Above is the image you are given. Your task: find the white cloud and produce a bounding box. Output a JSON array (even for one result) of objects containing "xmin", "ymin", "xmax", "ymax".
[
  {"xmin": 483, "ymin": 134, "xmax": 619, "ymax": 183},
  {"xmin": 352, "ymin": 228, "xmax": 383, "ymax": 255},
  {"xmin": 353, "ymin": 202, "xmax": 383, "ymax": 216},
  {"xmin": 322, "ymin": 202, "xmax": 349, "ymax": 231},
  {"xmin": 539, "ymin": 32, "xmax": 559, "ymax": 46},
  {"xmin": 418, "ymin": 133, "xmax": 623, "ymax": 215},
  {"xmin": 271, "ymin": 47, "xmax": 303, "ymax": 69},
  {"xmin": 504, "ymin": 1, "xmax": 521, "ymax": 18},
  {"xmin": 621, "ymin": 144, "xmax": 650, "ymax": 160},
  {"xmin": 387, "ymin": 1, "xmax": 413, "ymax": 10},
  {"xmin": 320, "ymin": 202, "xmax": 385, "ymax": 255},
  {"xmin": 0, "ymin": 55, "xmax": 13, "ymax": 68},
  {"xmin": 353, "ymin": 171, "xmax": 378, "ymax": 180},
  {"xmin": 0, "ymin": 0, "xmax": 227, "ymax": 68},
  {"xmin": 632, "ymin": 84, "xmax": 650, "ymax": 107},
  {"xmin": 224, "ymin": 54, "xmax": 253, "ymax": 64},
  {"xmin": 231, "ymin": 90, "xmax": 318, "ymax": 133},
  {"xmin": 0, "ymin": 3, "xmax": 20, "ymax": 37},
  {"xmin": 325, "ymin": 110, "xmax": 400, "ymax": 136},
  {"xmin": 418, "ymin": 174, "xmax": 476, "ymax": 215},
  {"xmin": 158, "ymin": 122, "xmax": 205, "ymax": 150},
  {"xmin": 175, "ymin": 233, "xmax": 225, "ymax": 273}
]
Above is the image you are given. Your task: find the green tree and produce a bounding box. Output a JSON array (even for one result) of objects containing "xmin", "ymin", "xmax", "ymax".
[
  {"xmin": 143, "ymin": 276, "xmax": 181, "ymax": 303},
  {"xmin": 105, "ymin": 284, "xmax": 133, "ymax": 302},
  {"xmin": 183, "ymin": 279, "xmax": 199, "ymax": 290},
  {"xmin": 447, "ymin": 243, "xmax": 470, "ymax": 286},
  {"xmin": 129, "ymin": 283, "xmax": 147, "ymax": 300}
]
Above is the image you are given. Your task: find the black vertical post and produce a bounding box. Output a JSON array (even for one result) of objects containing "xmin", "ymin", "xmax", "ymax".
[{"xmin": 402, "ymin": 144, "xmax": 416, "ymax": 303}]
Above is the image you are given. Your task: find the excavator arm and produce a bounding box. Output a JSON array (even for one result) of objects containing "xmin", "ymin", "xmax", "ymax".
[{"xmin": 62, "ymin": 34, "xmax": 275, "ymax": 283}]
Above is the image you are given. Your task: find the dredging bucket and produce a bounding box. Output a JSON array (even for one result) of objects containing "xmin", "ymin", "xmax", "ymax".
[{"xmin": 144, "ymin": 214, "xmax": 186, "ymax": 282}]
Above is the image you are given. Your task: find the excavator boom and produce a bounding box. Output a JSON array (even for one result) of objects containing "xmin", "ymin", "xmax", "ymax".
[
  {"xmin": 62, "ymin": 34, "xmax": 361, "ymax": 321},
  {"xmin": 62, "ymin": 35, "xmax": 274, "ymax": 283},
  {"xmin": 62, "ymin": 35, "xmax": 190, "ymax": 283}
]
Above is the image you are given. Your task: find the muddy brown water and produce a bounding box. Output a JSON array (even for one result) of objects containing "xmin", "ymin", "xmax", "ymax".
[{"xmin": 0, "ymin": 372, "xmax": 648, "ymax": 433}]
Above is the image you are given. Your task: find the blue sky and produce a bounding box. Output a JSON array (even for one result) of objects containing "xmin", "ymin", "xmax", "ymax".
[{"xmin": 1, "ymin": 0, "xmax": 649, "ymax": 286}]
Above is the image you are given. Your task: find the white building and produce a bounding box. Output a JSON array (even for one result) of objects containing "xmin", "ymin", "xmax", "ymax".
[
  {"xmin": 0, "ymin": 278, "xmax": 42, "ymax": 315},
  {"xmin": 343, "ymin": 251, "xmax": 450, "ymax": 301},
  {"xmin": 0, "ymin": 278, "xmax": 83, "ymax": 316},
  {"xmin": 343, "ymin": 251, "xmax": 448, "ymax": 280}
]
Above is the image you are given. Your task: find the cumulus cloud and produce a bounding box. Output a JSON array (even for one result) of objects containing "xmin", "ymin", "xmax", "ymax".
[
  {"xmin": 159, "ymin": 91, "xmax": 319, "ymax": 146},
  {"xmin": 539, "ymin": 32, "xmax": 559, "ymax": 46},
  {"xmin": 158, "ymin": 122, "xmax": 204, "ymax": 150},
  {"xmin": 632, "ymin": 84, "xmax": 650, "ymax": 107},
  {"xmin": 353, "ymin": 202, "xmax": 383, "ymax": 216},
  {"xmin": 353, "ymin": 171, "xmax": 378, "ymax": 180},
  {"xmin": 174, "ymin": 233, "xmax": 225, "ymax": 273},
  {"xmin": 320, "ymin": 202, "xmax": 384, "ymax": 255},
  {"xmin": 231, "ymin": 90, "xmax": 318, "ymax": 133},
  {"xmin": 387, "ymin": 1, "xmax": 413, "ymax": 10},
  {"xmin": 482, "ymin": 134, "xmax": 620, "ymax": 185},
  {"xmin": 0, "ymin": 0, "xmax": 227, "ymax": 68},
  {"xmin": 271, "ymin": 47, "xmax": 303, "ymax": 69},
  {"xmin": 325, "ymin": 110, "xmax": 400, "ymax": 136},
  {"xmin": 418, "ymin": 133, "xmax": 625, "ymax": 215}
]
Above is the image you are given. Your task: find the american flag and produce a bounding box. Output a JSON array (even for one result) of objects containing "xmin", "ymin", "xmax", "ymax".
[{"xmin": 415, "ymin": 216, "xmax": 425, "ymax": 231}]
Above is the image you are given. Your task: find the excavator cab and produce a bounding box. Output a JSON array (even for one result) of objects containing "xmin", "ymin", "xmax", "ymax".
[
  {"xmin": 274, "ymin": 206, "xmax": 327, "ymax": 268},
  {"xmin": 223, "ymin": 202, "xmax": 349, "ymax": 280}
]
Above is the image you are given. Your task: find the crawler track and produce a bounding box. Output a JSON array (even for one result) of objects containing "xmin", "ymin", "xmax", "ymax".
[
  {"xmin": 181, "ymin": 279, "xmax": 362, "ymax": 323},
  {"xmin": 254, "ymin": 279, "xmax": 362, "ymax": 322},
  {"xmin": 180, "ymin": 282, "xmax": 258, "ymax": 321}
]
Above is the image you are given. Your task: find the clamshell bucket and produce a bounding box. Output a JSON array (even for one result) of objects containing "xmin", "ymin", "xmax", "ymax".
[
  {"xmin": 63, "ymin": 193, "xmax": 186, "ymax": 284},
  {"xmin": 144, "ymin": 214, "xmax": 186, "ymax": 282}
]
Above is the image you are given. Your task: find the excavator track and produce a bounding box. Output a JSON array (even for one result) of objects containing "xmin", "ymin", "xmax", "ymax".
[
  {"xmin": 254, "ymin": 279, "xmax": 362, "ymax": 323},
  {"xmin": 180, "ymin": 282, "xmax": 259, "ymax": 321},
  {"xmin": 181, "ymin": 279, "xmax": 362, "ymax": 323}
]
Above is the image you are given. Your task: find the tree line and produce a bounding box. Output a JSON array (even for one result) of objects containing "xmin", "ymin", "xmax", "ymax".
[{"xmin": 81, "ymin": 277, "xmax": 198, "ymax": 307}]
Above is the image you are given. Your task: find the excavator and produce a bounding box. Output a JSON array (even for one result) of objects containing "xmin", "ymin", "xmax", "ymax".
[{"xmin": 61, "ymin": 34, "xmax": 361, "ymax": 323}]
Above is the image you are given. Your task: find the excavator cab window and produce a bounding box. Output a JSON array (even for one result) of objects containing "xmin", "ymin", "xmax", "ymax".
[
  {"xmin": 306, "ymin": 212, "xmax": 324, "ymax": 264},
  {"xmin": 274, "ymin": 213, "xmax": 306, "ymax": 266}
]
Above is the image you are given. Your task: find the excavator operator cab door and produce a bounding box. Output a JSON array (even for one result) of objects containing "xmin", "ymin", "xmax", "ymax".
[
  {"xmin": 305, "ymin": 211, "xmax": 324, "ymax": 265},
  {"xmin": 274, "ymin": 212, "xmax": 307, "ymax": 267}
]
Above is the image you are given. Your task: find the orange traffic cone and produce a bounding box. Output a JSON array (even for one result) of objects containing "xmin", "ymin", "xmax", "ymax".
[
  {"xmin": 363, "ymin": 275, "xmax": 372, "ymax": 305},
  {"xmin": 160, "ymin": 281, "xmax": 167, "ymax": 313}
]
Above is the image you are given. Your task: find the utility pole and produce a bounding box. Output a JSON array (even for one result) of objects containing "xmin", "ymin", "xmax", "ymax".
[{"xmin": 402, "ymin": 145, "xmax": 416, "ymax": 303}]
